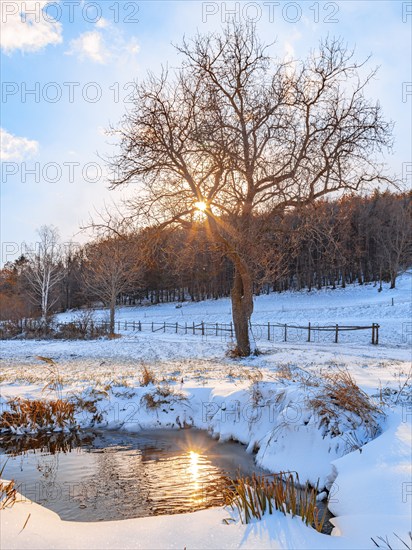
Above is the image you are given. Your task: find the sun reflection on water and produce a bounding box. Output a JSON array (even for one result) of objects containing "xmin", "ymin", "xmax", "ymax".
[{"xmin": 188, "ymin": 450, "xmax": 200, "ymax": 481}]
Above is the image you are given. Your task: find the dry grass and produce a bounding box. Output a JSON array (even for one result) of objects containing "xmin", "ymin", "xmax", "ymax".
[
  {"xmin": 141, "ymin": 384, "xmax": 173, "ymax": 409},
  {"xmin": 275, "ymin": 363, "xmax": 294, "ymax": 381},
  {"xmin": 0, "ymin": 478, "xmax": 17, "ymax": 510},
  {"xmin": 224, "ymin": 472, "xmax": 328, "ymax": 532},
  {"xmin": 37, "ymin": 356, "xmax": 64, "ymax": 398},
  {"xmin": 308, "ymin": 369, "xmax": 382, "ymax": 437},
  {"xmin": 371, "ymin": 532, "xmax": 412, "ymax": 549},
  {"xmin": 0, "ymin": 398, "xmax": 75, "ymax": 433},
  {"xmin": 140, "ymin": 364, "xmax": 157, "ymax": 386},
  {"xmin": 0, "ymin": 461, "xmax": 17, "ymax": 510},
  {"xmin": 141, "ymin": 384, "xmax": 186, "ymax": 410}
]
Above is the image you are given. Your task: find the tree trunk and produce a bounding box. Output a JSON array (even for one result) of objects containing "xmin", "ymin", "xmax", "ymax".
[
  {"xmin": 390, "ymin": 271, "xmax": 396, "ymax": 289},
  {"xmin": 109, "ymin": 300, "xmax": 116, "ymax": 335},
  {"xmin": 231, "ymin": 264, "xmax": 254, "ymax": 356}
]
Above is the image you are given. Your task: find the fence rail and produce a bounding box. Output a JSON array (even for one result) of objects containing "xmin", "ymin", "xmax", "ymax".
[
  {"xmin": 0, "ymin": 318, "xmax": 380, "ymax": 345},
  {"xmin": 103, "ymin": 319, "xmax": 380, "ymax": 345}
]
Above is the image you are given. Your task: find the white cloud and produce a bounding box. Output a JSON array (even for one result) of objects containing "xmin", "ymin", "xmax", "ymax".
[
  {"xmin": 0, "ymin": 128, "xmax": 39, "ymax": 161},
  {"xmin": 68, "ymin": 30, "xmax": 107, "ymax": 64},
  {"xmin": 95, "ymin": 17, "xmax": 109, "ymax": 29},
  {"xmin": 0, "ymin": 1, "xmax": 62, "ymax": 54},
  {"xmin": 67, "ymin": 26, "xmax": 140, "ymax": 65}
]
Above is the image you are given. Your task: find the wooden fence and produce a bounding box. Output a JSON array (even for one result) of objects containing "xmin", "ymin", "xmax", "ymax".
[
  {"xmin": 102, "ymin": 319, "xmax": 380, "ymax": 345},
  {"xmin": 0, "ymin": 318, "xmax": 380, "ymax": 345}
]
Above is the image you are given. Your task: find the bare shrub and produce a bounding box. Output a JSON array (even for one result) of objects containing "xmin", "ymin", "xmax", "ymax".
[
  {"xmin": 0, "ymin": 320, "xmax": 22, "ymax": 339},
  {"xmin": 55, "ymin": 310, "xmax": 109, "ymax": 340}
]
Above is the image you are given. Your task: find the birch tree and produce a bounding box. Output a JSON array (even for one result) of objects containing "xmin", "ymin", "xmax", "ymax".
[{"xmin": 25, "ymin": 225, "xmax": 63, "ymax": 324}]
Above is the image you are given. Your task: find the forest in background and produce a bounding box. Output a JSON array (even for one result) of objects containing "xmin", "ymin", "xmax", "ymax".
[{"xmin": 1, "ymin": 190, "xmax": 411, "ymax": 323}]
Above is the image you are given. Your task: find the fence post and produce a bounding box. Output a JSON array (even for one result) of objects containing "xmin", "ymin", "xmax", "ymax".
[
  {"xmin": 267, "ymin": 322, "xmax": 270, "ymax": 341},
  {"xmin": 372, "ymin": 323, "xmax": 379, "ymax": 345},
  {"xmin": 118, "ymin": 321, "xmax": 120, "ymax": 331},
  {"xmin": 151, "ymin": 322, "xmax": 153, "ymax": 332},
  {"xmin": 201, "ymin": 321, "xmax": 205, "ymax": 336},
  {"xmin": 133, "ymin": 320, "xmax": 135, "ymax": 331},
  {"xmin": 125, "ymin": 321, "xmax": 127, "ymax": 330},
  {"xmin": 193, "ymin": 322, "xmax": 195, "ymax": 335},
  {"xmin": 230, "ymin": 322, "xmax": 233, "ymax": 338},
  {"xmin": 138, "ymin": 321, "xmax": 141, "ymax": 332},
  {"xmin": 216, "ymin": 323, "xmax": 218, "ymax": 336},
  {"xmin": 308, "ymin": 322, "xmax": 311, "ymax": 342},
  {"xmin": 335, "ymin": 324, "xmax": 339, "ymax": 344},
  {"xmin": 164, "ymin": 321, "xmax": 166, "ymax": 333},
  {"xmin": 185, "ymin": 322, "xmax": 187, "ymax": 335},
  {"xmin": 284, "ymin": 323, "xmax": 287, "ymax": 342},
  {"xmin": 176, "ymin": 322, "xmax": 178, "ymax": 334}
]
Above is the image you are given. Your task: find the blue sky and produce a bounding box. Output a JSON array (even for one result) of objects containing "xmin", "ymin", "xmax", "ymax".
[{"xmin": 1, "ymin": 0, "xmax": 411, "ymax": 264}]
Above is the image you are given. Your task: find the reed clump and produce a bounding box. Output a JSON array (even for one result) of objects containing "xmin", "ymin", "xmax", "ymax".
[
  {"xmin": 0, "ymin": 398, "xmax": 76, "ymax": 433},
  {"xmin": 0, "ymin": 478, "xmax": 17, "ymax": 510},
  {"xmin": 0, "ymin": 462, "xmax": 17, "ymax": 510},
  {"xmin": 308, "ymin": 370, "xmax": 382, "ymax": 437},
  {"xmin": 224, "ymin": 472, "xmax": 328, "ymax": 532}
]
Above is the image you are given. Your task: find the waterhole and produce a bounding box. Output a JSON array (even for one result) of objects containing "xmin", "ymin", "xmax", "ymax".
[{"xmin": 0, "ymin": 429, "xmax": 332, "ymax": 532}]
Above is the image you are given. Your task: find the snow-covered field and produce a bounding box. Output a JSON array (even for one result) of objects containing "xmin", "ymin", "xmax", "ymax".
[
  {"xmin": 1, "ymin": 275, "xmax": 411, "ymax": 549},
  {"xmin": 58, "ymin": 272, "xmax": 412, "ymax": 347}
]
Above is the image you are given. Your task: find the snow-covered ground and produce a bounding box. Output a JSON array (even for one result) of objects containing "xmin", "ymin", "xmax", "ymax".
[
  {"xmin": 1, "ymin": 275, "xmax": 411, "ymax": 549},
  {"xmin": 56, "ymin": 271, "xmax": 412, "ymax": 347}
]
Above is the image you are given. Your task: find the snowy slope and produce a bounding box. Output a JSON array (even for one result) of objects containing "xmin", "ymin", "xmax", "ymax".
[
  {"xmin": 0, "ymin": 274, "xmax": 411, "ymax": 550},
  {"xmin": 57, "ymin": 272, "xmax": 412, "ymax": 346}
]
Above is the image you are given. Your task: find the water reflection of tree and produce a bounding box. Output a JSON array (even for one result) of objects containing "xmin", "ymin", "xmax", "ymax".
[
  {"xmin": 82, "ymin": 445, "xmax": 151, "ymax": 520},
  {"xmin": 0, "ymin": 432, "xmax": 96, "ymax": 510},
  {"xmin": 0, "ymin": 432, "xmax": 95, "ymax": 456}
]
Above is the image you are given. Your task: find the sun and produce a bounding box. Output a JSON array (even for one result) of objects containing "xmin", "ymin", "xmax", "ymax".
[{"xmin": 194, "ymin": 201, "xmax": 207, "ymax": 212}]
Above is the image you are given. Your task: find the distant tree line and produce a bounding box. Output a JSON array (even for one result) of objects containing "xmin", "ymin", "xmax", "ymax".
[{"xmin": 0, "ymin": 191, "xmax": 411, "ymax": 324}]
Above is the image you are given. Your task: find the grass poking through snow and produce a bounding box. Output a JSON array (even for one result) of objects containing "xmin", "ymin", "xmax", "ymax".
[{"xmin": 224, "ymin": 472, "xmax": 328, "ymax": 532}]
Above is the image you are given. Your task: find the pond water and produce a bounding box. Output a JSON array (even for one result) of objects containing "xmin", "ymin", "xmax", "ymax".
[
  {"xmin": 0, "ymin": 429, "xmax": 267, "ymax": 521},
  {"xmin": 0, "ymin": 429, "xmax": 332, "ymax": 531}
]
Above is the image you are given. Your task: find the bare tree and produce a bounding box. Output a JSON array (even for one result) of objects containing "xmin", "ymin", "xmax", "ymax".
[
  {"xmin": 24, "ymin": 225, "xmax": 63, "ymax": 324},
  {"xmin": 374, "ymin": 194, "xmax": 412, "ymax": 288},
  {"xmin": 82, "ymin": 236, "xmax": 141, "ymax": 335},
  {"xmin": 110, "ymin": 24, "xmax": 393, "ymax": 355}
]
